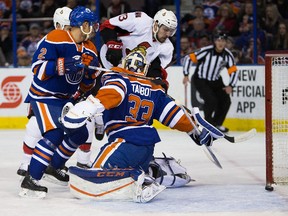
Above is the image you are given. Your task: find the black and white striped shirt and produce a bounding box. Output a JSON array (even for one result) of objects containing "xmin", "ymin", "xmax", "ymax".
[{"xmin": 183, "ymin": 45, "xmax": 238, "ymax": 87}]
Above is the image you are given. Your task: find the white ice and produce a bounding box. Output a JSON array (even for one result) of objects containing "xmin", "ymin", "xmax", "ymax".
[{"xmin": 0, "ymin": 129, "xmax": 287, "ymax": 216}]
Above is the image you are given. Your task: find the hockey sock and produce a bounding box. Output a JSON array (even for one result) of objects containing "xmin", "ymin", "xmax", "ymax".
[
  {"xmin": 29, "ymin": 138, "xmax": 56, "ymax": 180},
  {"xmin": 51, "ymin": 126, "xmax": 88, "ymax": 169}
]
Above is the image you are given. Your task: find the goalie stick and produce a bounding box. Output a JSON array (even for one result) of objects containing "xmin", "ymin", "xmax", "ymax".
[
  {"xmin": 84, "ymin": 65, "xmax": 257, "ymax": 143},
  {"xmin": 181, "ymin": 102, "xmax": 222, "ymax": 169},
  {"xmin": 166, "ymin": 95, "xmax": 257, "ymax": 143}
]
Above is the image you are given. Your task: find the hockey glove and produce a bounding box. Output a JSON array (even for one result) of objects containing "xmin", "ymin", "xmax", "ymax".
[
  {"xmin": 70, "ymin": 89, "xmax": 87, "ymax": 104},
  {"xmin": 62, "ymin": 95, "xmax": 105, "ymax": 129},
  {"xmin": 81, "ymin": 53, "xmax": 101, "ymax": 79},
  {"xmin": 56, "ymin": 56, "xmax": 82, "ymax": 75},
  {"xmin": 106, "ymin": 40, "xmax": 123, "ymax": 66},
  {"xmin": 188, "ymin": 128, "xmax": 213, "ymax": 146}
]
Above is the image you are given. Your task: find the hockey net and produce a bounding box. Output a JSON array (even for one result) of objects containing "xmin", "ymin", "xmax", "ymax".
[{"xmin": 265, "ymin": 51, "xmax": 288, "ymax": 190}]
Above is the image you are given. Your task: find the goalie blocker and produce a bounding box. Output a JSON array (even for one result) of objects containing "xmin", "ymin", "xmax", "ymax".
[{"xmin": 69, "ymin": 167, "xmax": 166, "ymax": 203}]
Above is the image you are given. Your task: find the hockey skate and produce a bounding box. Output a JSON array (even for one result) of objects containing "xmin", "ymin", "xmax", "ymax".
[
  {"xmin": 76, "ymin": 162, "xmax": 92, "ymax": 169},
  {"xmin": 19, "ymin": 175, "xmax": 47, "ymax": 199},
  {"xmin": 42, "ymin": 165, "xmax": 69, "ymax": 186},
  {"xmin": 17, "ymin": 163, "xmax": 29, "ymax": 177},
  {"xmin": 76, "ymin": 149, "xmax": 92, "ymax": 169}
]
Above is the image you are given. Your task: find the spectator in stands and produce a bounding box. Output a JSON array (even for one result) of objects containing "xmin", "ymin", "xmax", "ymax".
[
  {"xmin": 34, "ymin": 0, "xmax": 58, "ymax": 33},
  {"xmin": 198, "ymin": 34, "xmax": 211, "ymax": 47},
  {"xmin": 177, "ymin": 35, "xmax": 193, "ymax": 65},
  {"xmin": 231, "ymin": 48, "xmax": 252, "ymax": 64},
  {"xmin": 19, "ymin": 23, "xmax": 43, "ymax": 58},
  {"xmin": 275, "ymin": 0, "xmax": 288, "ymax": 19},
  {"xmin": 187, "ymin": 19, "xmax": 208, "ymax": 49},
  {"xmin": 221, "ymin": 0, "xmax": 241, "ymax": 16},
  {"xmin": 237, "ymin": 1, "xmax": 253, "ymax": 17},
  {"xmin": 207, "ymin": 3, "xmax": 237, "ymax": 35},
  {"xmin": 0, "ymin": 0, "xmax": 10, "ymax": 18},
  {"xmin": 260, "ymin": 3, "xmax": 284, "ymax": 37},
  {"xmin": 181, "ymin": 5, "xmax": 210, "ymax": 35},
  {"xmin": 246, "ymin": 38, "xmax": 265, "ymax": 64},
  {"xmin": 238, "ymin": 14, "xmax": 250, "ymax": 34},
  {"xmin": 235, "ymin": 16, "xmax": 266, "ymax": 57},
  {"xmin": 17, "ymin": 46, "xmax": 31, "ymax": 66},
  {"xmin": 0, "ymin": 22, "xmax": 12, "ymax": 66},
  {"xmin": 203, "ymin": 0, "xmax": 221, "ymax": 21},
  {"xmin": 225, "ymin": 36, "xmax": 234, "ymax": 50},
  {"xmin": 272, "ymin": 22, "xmax": 288, "ymax": 50},
  {"xmin": 106, "ymin": 0, "xmax": 131, "ymax": 19}
]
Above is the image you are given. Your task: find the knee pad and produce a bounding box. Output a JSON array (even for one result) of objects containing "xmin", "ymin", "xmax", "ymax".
[
  {"xmin": 43, "ymin": 128, "xmax": 64, "ymax": 146},
  {"xmin": 68, "ymin": 125, "xmax": 89, "ymax": 146}
]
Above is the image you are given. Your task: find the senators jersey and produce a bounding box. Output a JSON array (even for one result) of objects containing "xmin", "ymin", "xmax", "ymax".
[
  {"xmin": 100, "ymin": 11, "xmax": 174, "ymax": 69},
  {"xmin": 25, "ymin": 29, "xmax": 97, "ymax": 105},
  {"xmin": 96, "ymin": 67, "xmax": 195, "ymax": 145}
]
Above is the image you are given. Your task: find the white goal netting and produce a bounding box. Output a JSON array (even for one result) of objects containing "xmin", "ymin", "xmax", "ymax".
[{"xmin": 271, "ymin": 56, "xmax": 288, "ymax": 184}]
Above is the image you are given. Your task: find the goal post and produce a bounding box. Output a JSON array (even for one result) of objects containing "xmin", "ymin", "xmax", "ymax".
[{"xmin": 265, "ymin": 50, "xmax": 288, "ymax": 191}]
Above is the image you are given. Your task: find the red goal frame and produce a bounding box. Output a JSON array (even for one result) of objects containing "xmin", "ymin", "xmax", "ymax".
[{"xmin": 265, "ymin": 50, "xmax": 288, "ymax": 189}]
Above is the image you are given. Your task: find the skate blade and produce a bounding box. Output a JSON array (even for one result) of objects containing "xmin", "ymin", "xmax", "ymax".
[
  {"xmin": 42, "ymin": 174, "xmax": 68, "ymax": 186},
  {"xmin": 19, "ymin": 188, "xmax": 46, "ymax": 199}
]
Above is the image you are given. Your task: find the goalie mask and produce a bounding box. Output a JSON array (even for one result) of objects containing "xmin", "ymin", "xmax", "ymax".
[{"xmin": 122, "ymin": 51, "xmax": 149, "ymax": 76}]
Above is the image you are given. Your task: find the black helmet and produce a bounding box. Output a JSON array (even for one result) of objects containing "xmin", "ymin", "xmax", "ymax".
[{"xmin": 213, "ymin": 32, "xmax": 228, "ymax": 41}]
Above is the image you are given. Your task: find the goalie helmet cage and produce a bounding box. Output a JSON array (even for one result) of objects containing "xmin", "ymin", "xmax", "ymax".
[{"xmin": 265, "ymin": 50, "xmax": 288, "ymax": 191}]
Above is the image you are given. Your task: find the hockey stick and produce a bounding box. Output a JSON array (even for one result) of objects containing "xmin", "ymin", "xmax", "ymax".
[
  {"xmin": 164, "ymin": 49, "xmax": 200, "ymax": 69},
  {"xmin": 184, "ymin": 84, "xmax": 187, "ymax": 107},
  {"xmin": 181, "ymin": 103, "xmax": 223, "ymax": 169},
  {"xmin": 166, "ymin": 95, "xmax": 257, "ymax": 143}
]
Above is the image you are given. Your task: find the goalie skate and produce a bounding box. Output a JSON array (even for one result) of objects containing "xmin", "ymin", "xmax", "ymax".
[
  {"xmin": 133, "ymin": 181, "xmax": 166, "ymax": 203},
  {"xmin": 19, "ymin": 175, "xmax": 47, "ymax": 199},
  {"xmin": 42, "ymin": 165, "xmax": 69, "ymax": 186}
]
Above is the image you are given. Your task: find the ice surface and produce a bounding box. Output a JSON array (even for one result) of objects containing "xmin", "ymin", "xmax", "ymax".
[{"xmin": 0, "ymin": 129, "xmax": 287, "ymax": 216}]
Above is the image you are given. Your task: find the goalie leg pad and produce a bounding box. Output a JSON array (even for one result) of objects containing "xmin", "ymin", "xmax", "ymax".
[{"xmin": 69, "ymin": 166, "xmax": 144, "ymax": 201}]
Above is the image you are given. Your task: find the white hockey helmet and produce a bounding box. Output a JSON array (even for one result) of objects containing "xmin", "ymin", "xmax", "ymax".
[
  {"xmin": 153, "ymin": 9, "xmax": 177, "ymax": 36},
  {"xmin": 53, "ymin": 6, "xmax": 72, "ymax": 30}
]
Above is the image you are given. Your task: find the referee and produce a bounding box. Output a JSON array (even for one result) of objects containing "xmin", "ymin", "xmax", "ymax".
[{"xmin": 182, "ymin": 32, "xmax": 238, "ymax": 133}]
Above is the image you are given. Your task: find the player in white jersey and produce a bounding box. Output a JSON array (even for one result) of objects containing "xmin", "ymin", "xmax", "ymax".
[
  {"xmin": 99, "ymin": 9, "xmax": 177, "ymax": 91},
  {"xmin": 17, "ymin": 6, "xmax": 95, "ymax": 179}
]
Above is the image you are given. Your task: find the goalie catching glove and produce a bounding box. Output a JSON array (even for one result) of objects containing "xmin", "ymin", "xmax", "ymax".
[
  {"xmin": 188, "ymin": 128, "xmax": 213, "ymax": 146},
  {"xmin": 61, "ymin": 95, "xmax": 105, "ymax": 129}
]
